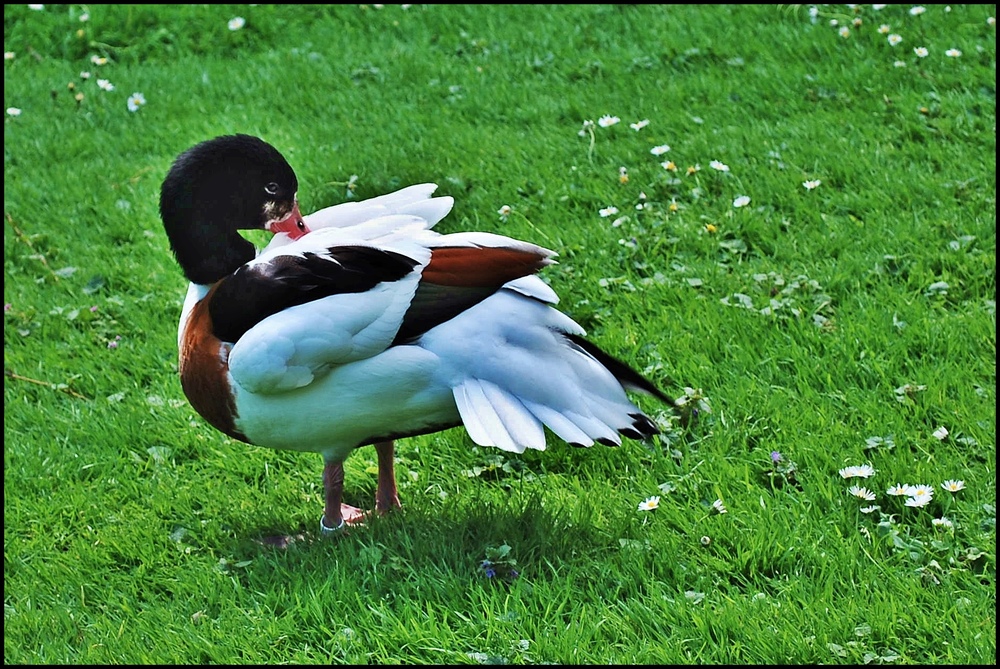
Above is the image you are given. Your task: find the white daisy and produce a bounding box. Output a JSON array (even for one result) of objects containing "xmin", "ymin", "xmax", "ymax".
[
  {"xmin": 709, "ymin": 160, "xmax": 730, "ymax": 172},
  {"xmin": 597, "ymin": 115, "xmax": 620, "ymax": 128},
  {"xmin": 127, "ymin": 92, "xmax": 146, "ymax": 112},
  {"xmin": 650, "ymin": 144, "xmax": 671, "ymax": 156},
  {"xmin": 940, "ymin": 480, "xmax": 965, "ymax": 493},
  {"xmin": 630, "ymin": 119, "xmax": 650, "ymax": 131},
  {"xmin": 228, "ymin": 16, "xmax": 246, "ymax": 31},
  {"xmin": 732, "ymin": 195, "xmax": 751, "ymax": 208},
  {"xmin": 839, "ymin": 464, "xmax": 876, "ymax": 479},
  {"xmin": 638, "ymin": 496, "xmax": 660, "ymax": 512},
  {"xmin": 848, "ymin": 485, "xmax": 877, "ymax": 501}
]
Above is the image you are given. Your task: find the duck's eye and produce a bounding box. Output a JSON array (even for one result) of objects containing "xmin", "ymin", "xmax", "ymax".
[
  {"xmin": 264, "ymin": 182, "xmax": 280, "ymax": 196},
  {"xmin": 297, "ymin": 220, "xmax": 306, "ymax": 231}
]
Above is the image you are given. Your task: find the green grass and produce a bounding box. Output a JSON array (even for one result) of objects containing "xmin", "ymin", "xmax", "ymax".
[{"xmin": 4, "ymin": 3, "xmax": 996, "ymax": 664}]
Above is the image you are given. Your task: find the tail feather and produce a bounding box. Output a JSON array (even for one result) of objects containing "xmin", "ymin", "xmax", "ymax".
[
  {"xmin": 563, "ymin": 333, "xmax": 674, "ymax": 406},
  {"xmin": 424, "ymin": 291, "xmax": 669, "ymax": 454}
]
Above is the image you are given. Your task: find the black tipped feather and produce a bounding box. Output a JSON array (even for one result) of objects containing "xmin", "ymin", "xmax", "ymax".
[
  {"xmin": 563, "ymin": 333, "xmax": 674, "ymax": 406},
  {"xmin": 629, "ymin": 412, "xmax": 660, "ymax": 437}
]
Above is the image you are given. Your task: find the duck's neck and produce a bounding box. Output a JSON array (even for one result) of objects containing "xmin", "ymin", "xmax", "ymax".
[{"xmin": 166, "ymin": 220, "xmax": 257, "ymax": 285}]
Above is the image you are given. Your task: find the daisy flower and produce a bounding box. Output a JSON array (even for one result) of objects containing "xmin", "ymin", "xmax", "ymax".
[
  {"xmin": 709, "ymin": 160, "xmax": 730, "ymax": 172},
  {"xmin": 497, "ymin": 204, "xmax": 511, "ymax": 219},
  {"xmin": 931, "ymin": 426, "xmax": 948, "ymax": 440},
  {"xmin": 989, "ymin": 17, "xmax": 996, "ymax": 26},
  {"xmin": 944, "ymin": 48, "xmax": 961, "ymax": 58},
  {"xmin": 887, "ymin": 483, "xmax": 916, "ymax": 496},
  {"xmin": 97, "ymin": 78, "xmax": 114, "ymax": 91},
  {"xmin": 905, "ymin": 495, "xmax": 931, "ymax": 508},
  {"xmin": 90, "ymin": 55, "xmax": 108, "ymax": 65},
  {"xmin": 4, "ymin": 52, "xmax": 14, "ymax": 61},
  {"xmin": 931, "ymin": 517, "xmax": 954, "ymax": 529},
  {"xmin": 597, "ymin": 114, "xmax": 620, "ymax": 128},
  {"xmin": 618, "ymin": 166, "xmax": 629, "ymax": 184},
  {"xmin": 28, "ymin": 4, "xmax": 44, "ymax": 10},
  {"xmin": 893, "ymin": 60, "xmax": 907, "ymax": 68},
  {"xmin": 878, "ymin": 24, "xmax": 890, "ymax": 34},
  {"xmin": 839, "ymin": 27, "xmax": 851, "ymax": 38},
  {"xmin": 803, "ymin": 179, "xmax": 821, "ymax": 190},
  {"xmin": 940, "ymin": 479, "xmax": 965, "ymax": 493},
  {"xmin": 839, "ymin": 464, "xmax": 876, "ymax": 479},
  {"xmin": 686, "ymin": 164, "xmax": 700, "ymax": 175},
  {"xmin": 887, "ymin": 34, "xmax": 902, "ymax": 46},
  {"xmin": 860, "ymin": 505, "xmax": 880, "ymax": 514},
  {"xmin": 599, "ymin": 206, "xmax": 619, "ymax": 218},
  {"xmin": 228, "ymin": 16, "xmax": 246, "ymax": 31},
  {"xmin": 909, "ymin": 6, "xmax": 926, "ymax": 16},
  {"xmin": 127, "ymin": 92, "xmax": 146, "ymax": 112},
  {"xmin": 650, "ymin": 144, "xmax": 671, "ymax": 156},
  {"xmin": 733, "ymin": 195, "xmax": 751, "ymax": 208},
  {"xmin": 711, "ymin": 499, "xmax": 728, "ymax": 515},
  {"xmin": 906, "ymin": 484, "xmax": 934, "ymax": 507},
  {"xmin": 6, "ymin": 107, "xmax": 22, "ymax": 117},
  {"xmin": 630, "ymin": 119, "xmax": 649, "ymax": 131},
  {"xmin": 79, "ymin": 12, "xmax": 89, "ymax": 22},
  {"xmin": 914, "ymin": 46, "xmax": 928, "ymax": 58},
  {"xmin": 637, "ymin": 496, "xmax": 660, "ymax": 512},
  {"xmin": 848, "ymin": 485, "xmax": 877, "ymax": 501}
]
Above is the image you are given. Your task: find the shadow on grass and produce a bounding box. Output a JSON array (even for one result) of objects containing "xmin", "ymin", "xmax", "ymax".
[{"xmin": 224, "ymin": 488, "xmax": 625, "ymax": 590}]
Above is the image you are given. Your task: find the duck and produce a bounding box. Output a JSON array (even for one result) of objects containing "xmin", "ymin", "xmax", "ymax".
[{"xmin": 160, "ymin": 134, "xmax": 673, "ymax": 536}]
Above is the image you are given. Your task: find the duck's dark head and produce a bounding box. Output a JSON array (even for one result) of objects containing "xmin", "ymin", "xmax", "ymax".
[{"xmin": 160, "ymin": 134, "xmax": 306, "ymax": 284}]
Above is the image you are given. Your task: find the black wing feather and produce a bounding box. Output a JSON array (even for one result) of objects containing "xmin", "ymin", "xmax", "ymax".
[{"xmin": 210, "ymin": 246, "xmax": 418, "ymax": 343}]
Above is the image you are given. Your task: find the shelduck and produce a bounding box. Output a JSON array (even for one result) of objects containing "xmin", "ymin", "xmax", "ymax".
[{"xmin": 160, "ymin": 134, "xmax": 672, "ymax": 536}]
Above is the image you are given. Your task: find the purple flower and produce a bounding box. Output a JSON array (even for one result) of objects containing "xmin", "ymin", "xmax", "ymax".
[
  {"xmin": 508, "ymin": 570, "xmax": 519, "ymax": 579},
  {"xmin": 90, "ymin": 305, "xmax": 98, "ymax": 312},
  {"xmin": 484, "ymin": 568, "xmax": 496, "ymax": 579},
  {"xmin": 770, "ymin": 451, "xmax": 782, "ymax": 463},
  {"xmin": 3, "ymin": 303, "xmax": 11, "ymax": 312}
]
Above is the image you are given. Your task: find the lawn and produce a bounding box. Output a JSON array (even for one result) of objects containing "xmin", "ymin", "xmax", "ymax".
[{"xmin": 4, "ymin": 3, "xmax": 996, "ymax": 664}]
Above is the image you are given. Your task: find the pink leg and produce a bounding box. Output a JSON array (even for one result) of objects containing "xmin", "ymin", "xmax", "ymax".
[
  {"xmin": 320, "ymin": 441, "xmax": 401, "ymax": 534},
  {"xmin": 322, "ymin": 460, "xmax": 366, "ymax": 531},
  {"xmin": 374, "ymin": 440, "xmax": 401, "ymax": 514}
]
